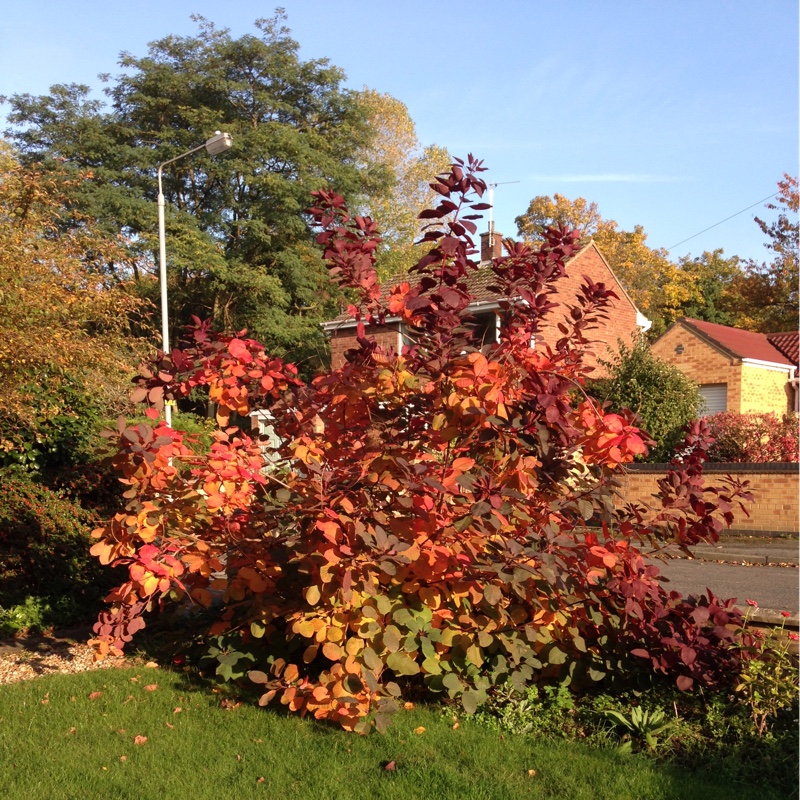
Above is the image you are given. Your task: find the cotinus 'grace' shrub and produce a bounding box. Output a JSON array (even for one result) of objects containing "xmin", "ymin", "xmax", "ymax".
[{"xmin": 90, "ymin": 156, "xmax": 755, "ymax": 732}]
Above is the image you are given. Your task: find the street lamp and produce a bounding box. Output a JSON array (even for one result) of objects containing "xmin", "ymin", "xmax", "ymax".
[{"xmin": 157, "ymin": 131, "xmax": 233, "ymax": 425}]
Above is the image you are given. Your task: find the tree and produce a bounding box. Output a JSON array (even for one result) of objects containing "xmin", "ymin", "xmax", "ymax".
[
  {"xmin": 590, "ymin": 339, "xmax": 703, "ymax": 462},
  {"xmin": 724, "ymin": 175, "xmax": 798, "ymax": 333},
  {"xmin": 355, "ymin": 89, "xmax": 450, "ymax": 279},
  {"xmin": 0, "ymin": 142, "xmax": 145, "ymax": 471},
  {"xmin": 2, "ymin": 13, "xmax": 376, "ymax": 370},
  {"xmin": 515, "ymin": 194, "xmax": 688, "ymax": 336},
  {"xmin": 673, "ymin": 249, "xmax": 741, "ymax": 326},
  {"xmin": 515, "ymin": 193, "xmax": 612, "ymax": 240},
  {"xmin": 89, "ymin": 156, "xmax": 754, "ymax": 732}
]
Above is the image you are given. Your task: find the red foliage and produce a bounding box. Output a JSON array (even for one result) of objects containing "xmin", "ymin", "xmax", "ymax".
[
  {"xmin": 704, "ymin": 412, "xmax": 798, "ymax": 463},
  {"xmin": 90, "ymin": 155, "xmax": 755, "ymax": 731}
]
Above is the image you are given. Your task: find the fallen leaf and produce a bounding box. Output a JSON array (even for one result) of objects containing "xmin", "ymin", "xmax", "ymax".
[
  {"xmin": 403, "ymin": 701, "xmax": 415, "ymax": 711},
  {"xmin": 165, "ymin": 722, "xmax": 175, "ymax": 729},
  {"xmin": 383, "ymin": 760, "xmax": 397, "ymax": 771},
  {"xmin": 68, "ymin": 727, "xmax": 76, "ymax": 734},
  {"xmin": 414, "ymin": 726, "xmax": 426, "ymax": 735},
  {"xmin": 134, "ymin": 735, "xmax": 147, "ymax": 745},
  {"xmin": 89, "ymin": 691, "xmax": 103, "ymax": 700},
  {"xmin": 41, "ymin": 693, "xmax": 50, "ymax": 705},
  {"xmin": 70, "ymin": 696, "xmax": 76, "ymax": 702},
  {"xmin": 120, "ymin": 756, "xmax": 127, "ymax": 762},
  {"xmin": 528, "ymin": 769, "xmax": 536, "ymax": 777},
  {"xmin": 174, "ymin": 707, "xmax": 182, "ymax": 714},
  {"xmin": 236, "ymin": 754, "xmax": 242, "ymax": 762},
  {"xmin": 144, "ymin": 684, "xmax": 158, "ymax": 692},
  {"xmin": 102, "ymin": 767, "xmax": 107, "ymax": 771},
  {"xmin": 145, "ymin": 661, "xmax": 158, "ymax": 669},
  {"xmin": 117, "ymin": 729, "xmax": 126, "ymax": 735},
  {"xmin": 129, "ymin": 677, "xmax": 140, "ymax": 684},
  {"xmin": 257, "ymin": 777, "xmax": 265, "ymax": 784},
  {"xmin": 252, "ymin": 738, "xmax": 263, "ymax": 743},
  {"xmin": 452, "ymin": 722, "xmax": 460, "ymax": 730}
]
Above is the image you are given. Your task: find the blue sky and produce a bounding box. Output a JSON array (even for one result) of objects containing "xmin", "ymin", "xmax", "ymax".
[{"xmin": 1, "ymin": 1, "xmax": 796, "ymax": 264}]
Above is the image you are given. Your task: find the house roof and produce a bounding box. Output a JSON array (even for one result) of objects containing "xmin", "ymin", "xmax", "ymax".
[
  {"xmin": 678, "ymin": 318, "xmax": 796, "ymax": 366},
  {"xmin": 322, "ymin": 240, "xmax": 643, "ymax": 329},
  {"xmin": 766, "ymin": 331, "xmax": 800, "ymax": 366}
]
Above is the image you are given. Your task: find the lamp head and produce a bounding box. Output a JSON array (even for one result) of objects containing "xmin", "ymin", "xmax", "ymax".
[{"xmin": 205, "ymin": 131, "xmax": 233, "ymax": 156}]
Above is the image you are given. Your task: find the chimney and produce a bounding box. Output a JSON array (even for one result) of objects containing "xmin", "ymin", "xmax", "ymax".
[{"xmin": 480, "ymin": 228, "xmax": 503, "ymax": 263}]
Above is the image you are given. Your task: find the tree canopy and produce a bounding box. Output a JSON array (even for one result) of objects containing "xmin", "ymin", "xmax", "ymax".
[
  {"xmin": 0, "ymin": 143, "xmax": 146, "ymax": 470},
  {"xmin": 724, "ymin": 175, "xmax": 798, "ymax": 333},
  {"xmin": 354, "ymin": 89, "xmax": 450, "ymax": 279},
  {"xmin": 2, "ymin": 13, "xmax": 379, "ymax": 370}
]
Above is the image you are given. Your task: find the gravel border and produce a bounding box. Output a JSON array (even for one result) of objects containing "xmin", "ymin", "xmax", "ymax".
[{"xmin": 0, "ymin": 631, "xmax": 134, "ymax": 686}]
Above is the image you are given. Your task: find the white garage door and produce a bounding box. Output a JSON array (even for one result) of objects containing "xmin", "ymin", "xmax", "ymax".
[{"xmin": 698, "ymin": 383, "xmax": 728, "ymax": 415}]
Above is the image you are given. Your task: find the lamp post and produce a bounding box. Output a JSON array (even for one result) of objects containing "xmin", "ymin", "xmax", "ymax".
[{"xmin": 157, "ymin": 131, "xmax": 233, "ymax": 426}]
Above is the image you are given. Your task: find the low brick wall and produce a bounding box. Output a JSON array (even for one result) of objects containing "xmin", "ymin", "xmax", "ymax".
[{"xmin": 617, "ymin": 462, "xmax": 799, "ymax": 536}]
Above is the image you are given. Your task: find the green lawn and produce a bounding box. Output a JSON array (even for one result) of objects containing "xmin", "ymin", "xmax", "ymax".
[{"xmin": 0, "ymin": 666, "xmax": 786, "ymax": 800}]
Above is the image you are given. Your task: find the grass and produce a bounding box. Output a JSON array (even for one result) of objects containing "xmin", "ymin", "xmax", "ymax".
[{"xmin": 0, "ymin": 666, "xmax": 789, "ymax": 800}]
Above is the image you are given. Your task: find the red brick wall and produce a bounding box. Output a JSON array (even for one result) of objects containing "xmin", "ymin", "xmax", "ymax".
[
  {"xmin": 538, "ymin": 243, "xmax": 641, "ymax": 375},
  {"xmin": 616, "ymin": 464, "xmax": 799, "ymax": 535},
  {"xmin": 328, "ymin": 323, "xmax": 402, "ymax": 370}
]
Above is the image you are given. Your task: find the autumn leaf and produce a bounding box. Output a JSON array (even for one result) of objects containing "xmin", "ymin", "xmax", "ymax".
[
  {"xmin": 89, "ymin": 691, "xmax": 103, "ymax": 700},
  {"xmin": 134, "ymin": 735, "xmax": 148, "ymax": 745},
  {"xmin": 144, "ymin": 684, "xmax": 158, "ymax": 692}
]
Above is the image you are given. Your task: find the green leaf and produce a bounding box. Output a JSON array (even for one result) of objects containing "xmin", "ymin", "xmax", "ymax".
[
  {"xmin": 421, "ymin": 656, "xmax": 442, "ymax": 675},
  {"xmin": 382, "ymin": 625, "xmax": 402, "ymax": 653},
  {"xmin": 362, "ymin": 646, "xmax": 383, "ymax": 672},
  {"xmin": 386, "ymin": 651, "xmax": 420, "ymax": 676},
  {"xmin": 483, "ymin": 584, "xmax": 502, "ymax": 606},
  {"xmin": 461, "ymin": 688, "xmax": 483, "ymax": 715}
]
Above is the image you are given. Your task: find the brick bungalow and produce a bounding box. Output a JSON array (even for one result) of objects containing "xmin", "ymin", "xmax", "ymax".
[
  {"xmin": 322, "ymin": 231, "xmax": 651, "ymax": 375},
  {"xmin": 650, "ymin": 317, "xmax": 799, "ymax": 415}
]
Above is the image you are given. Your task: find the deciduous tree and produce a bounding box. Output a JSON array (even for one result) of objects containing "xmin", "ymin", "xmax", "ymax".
[
  {"xmin": 725, "ymin": 175, "xmax": 798, "ymax": 333},
  {"xmin": 355, "ymin": 89, "xmax": 450, "ymax": 279},
  {"xmin": 2, "ymin": 12, "xmax": 375, "ymax": 369},
  {"xmin": 515, "ymin": 194, "xmax": 686, "ymax": 335},
  {"xmin": 0, "ymin": 142, "xmax": 145, "ymax": 471}
]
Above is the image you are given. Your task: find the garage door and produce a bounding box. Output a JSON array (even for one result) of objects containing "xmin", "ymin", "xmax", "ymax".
[{"xmin": 698, "ymin": 383, "xmax": 728, "ymax": 415}]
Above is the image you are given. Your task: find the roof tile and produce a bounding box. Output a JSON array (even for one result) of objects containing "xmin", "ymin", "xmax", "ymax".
[{"xmin": 681, "ymin": 318, "xmax": 795, "ymax": 366}]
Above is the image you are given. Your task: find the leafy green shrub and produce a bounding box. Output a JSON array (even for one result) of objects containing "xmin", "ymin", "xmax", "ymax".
[
  {"xmin": 590, "ymin": 339, "xmax": 703, "ymax": 461},
  {"xmin": 0, "ymin": 469, "xmax": 121, "ymax": 629},
  {"xmin": 0, "ymin": 370, "xmax": 104, "ymax": 474},
  {"xmin": 705, "ymin": 412, "xmax": 798, "ymax": 463}
]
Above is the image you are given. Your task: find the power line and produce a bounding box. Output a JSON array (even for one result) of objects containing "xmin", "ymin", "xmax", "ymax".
[{"xmin": 667, "ymin": 191, "xmax": 779, "ymax": 251}]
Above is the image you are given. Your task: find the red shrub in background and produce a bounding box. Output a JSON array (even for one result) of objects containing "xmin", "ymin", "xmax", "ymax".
[
  {"xmin": 705, "ymin": 412, "xmax": 798, "ymax": 463},
  {"xmin": 89, "ymin": 156, "xmax": 755, "ymax": 732}
]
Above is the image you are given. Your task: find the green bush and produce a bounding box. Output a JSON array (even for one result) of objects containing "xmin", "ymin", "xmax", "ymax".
[
  {"xmin": 0, "ymin": 370, "xmax": 104, "ymax": 474},
  {"xmin": 0, "ymin": 469, "xmax": 121, "ymax": 632},
  {"xmin": 590, "ymin": 339, "xmax": 703, "ymax": 461}
]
